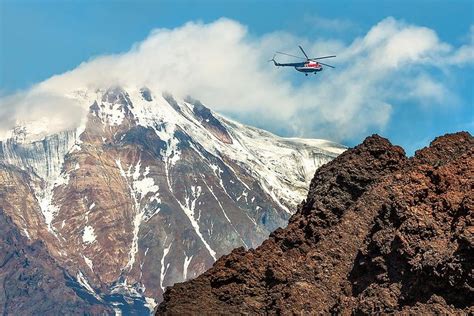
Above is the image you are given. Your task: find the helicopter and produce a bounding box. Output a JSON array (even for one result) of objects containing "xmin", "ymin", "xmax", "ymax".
[{"xmin": 270, "ymin": 45, "xmax": 336, "ymax": 76}]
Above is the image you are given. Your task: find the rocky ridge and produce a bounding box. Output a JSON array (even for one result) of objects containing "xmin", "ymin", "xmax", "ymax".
[{"xmin": 157, "ymin": 132, "xmax": 473, "ymax": 314}]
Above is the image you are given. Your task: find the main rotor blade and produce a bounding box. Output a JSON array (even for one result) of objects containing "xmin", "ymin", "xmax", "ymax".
[
  {"xmin": 275, "ymin": 51, "xmax": 306, "ymax": 60},
  {"xmin": 298, "ymin": 45, "xmax": 310, "ymax": 59},
  {"xmin": 319, "ymin": 62, "xmax": 335, "ymax": 68},
  {"xmin": 309, "ymin": 55, "xmax": 336, "ymax": 60}
]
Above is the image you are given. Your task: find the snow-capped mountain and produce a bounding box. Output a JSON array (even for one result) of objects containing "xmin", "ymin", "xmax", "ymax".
[{"xmin": 0, "ymin": 86, "xmax": 345, "ymax": 313}]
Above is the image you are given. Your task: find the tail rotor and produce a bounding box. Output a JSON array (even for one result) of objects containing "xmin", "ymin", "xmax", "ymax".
[{"xmin": 268, "ymin": 54, "xmax": 278, "ymax": 66}]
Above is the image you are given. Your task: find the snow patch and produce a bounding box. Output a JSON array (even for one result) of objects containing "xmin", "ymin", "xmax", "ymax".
[
  {"xmin": 37, "ymin": 191, "xmax": 60, "ymax": 234},
  {"xmin": 84, "ymin": 256, "xmax": 94, "ymax": 271},
  {"xmin": 176, "ymin": 185, "xmax": 217, "ymax": 260},
  {"xmin": 134, "ymin": 167, "xmax": 159, "ymax": 197},
  {"xmin": 82, "ymin": 225, "xmax": 96, "ymax": 244},
  {"xmin": 183, "ymin": 254, "xmax": 193, "ymax": 280},
  {"xmin": 96, "ymin": 102, "xmax": 126, "ymax": 126},
  {"xmin": 76, "ymin": 271, "xmax": 102, "ymax": 301},
  {"xmin": 54, "ymin": 168, "xmax": 71, "ymax": 188},
  {"xmin": 160, "ymin": 241, "xmax": 172, "ymax": 291},
  {"xmin": 144, "ymin": 297, "xmax": 157, "ymax": 314},
  {"xmin": 260, "ymin": 181, "xmax": 291, "ymax": 214},
  {"xmin": 22, "ymin": 228, "xmax": 31, "ymax": 239}
]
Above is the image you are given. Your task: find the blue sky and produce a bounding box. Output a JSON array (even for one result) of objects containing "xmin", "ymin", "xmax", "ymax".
[{"xmin": 1, "ymin": 0, "xmax": 473, "ymax": 154}]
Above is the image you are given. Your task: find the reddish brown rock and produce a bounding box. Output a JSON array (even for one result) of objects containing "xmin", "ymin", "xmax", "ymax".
[
  {"xmin": 0, "ymin": 208, "xmax": 112, "ymax": 315},
  {"xmin": 157, "ymin": 132, "xmax": 473, "ymax": 315}
]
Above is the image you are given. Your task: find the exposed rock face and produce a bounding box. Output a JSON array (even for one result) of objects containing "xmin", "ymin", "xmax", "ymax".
[
  {"xmin": 0, "ymin": 207, "xmax": 112, "ymax": 315},
  {"xmin": 0, "ymin": 86, "xmax": 344, "ymax": 312},
  {"xmin": 157, "ymin": 132, "xmax": 473, "ymax": 315}
]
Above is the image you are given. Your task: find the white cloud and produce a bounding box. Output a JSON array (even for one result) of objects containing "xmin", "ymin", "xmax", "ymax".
[
  {"xmin": 447, "ymin": 25, "xmax": 474, "ymax": 66},
  {"xmin": 0, "ymin": 90, "xmax": 84, "ymax": 140},
  {"xmin": 0, "ymin": 17, "xmax": 472, "ymax": 142},
  {"xmin": 407, "ymin": 74, "xmax": 452, "ymax": 105}
]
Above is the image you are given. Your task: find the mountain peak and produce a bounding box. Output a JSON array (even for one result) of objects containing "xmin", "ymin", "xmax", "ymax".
[{"xmin": 102, "ymin": 86, "xmax": 133, "ymax": 106}]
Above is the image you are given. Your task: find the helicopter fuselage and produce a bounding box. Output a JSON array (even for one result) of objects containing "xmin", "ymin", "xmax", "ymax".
[
  {"xmin": 272, "ymin": 60, "xmax": 323, "ymax": 74},
  {"xmin": 295, "ymin": 61, "xmax": 323, "ymax": 73}
]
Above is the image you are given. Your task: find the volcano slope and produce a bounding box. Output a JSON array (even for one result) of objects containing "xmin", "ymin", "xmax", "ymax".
[
  {"xmin": 0, "ymin": 207, "xmax": 112, "ymax": 315},
  {"xmin": 157, "ymin": 132, "xmax": 473, "ymax": 314}
]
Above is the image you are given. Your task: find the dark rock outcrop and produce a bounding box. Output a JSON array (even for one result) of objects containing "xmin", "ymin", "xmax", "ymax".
[{"xmin": 157, "ymin": 132, "xmax": 473, "ymax": 315}]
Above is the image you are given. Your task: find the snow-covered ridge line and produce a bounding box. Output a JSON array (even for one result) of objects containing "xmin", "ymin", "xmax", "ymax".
[{"xmin": 118, "ymin": 87, "xmax": 344, "ymax": 208}]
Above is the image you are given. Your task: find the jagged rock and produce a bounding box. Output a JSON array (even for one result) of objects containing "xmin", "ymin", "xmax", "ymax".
[{"xmin": 157, "ymin": 132, "xmax": 473, "ymax": 315}]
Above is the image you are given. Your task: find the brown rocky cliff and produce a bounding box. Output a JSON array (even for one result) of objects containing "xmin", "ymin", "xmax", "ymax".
[
  {"xmin": 157, "ymin": 132, "xmax": 473, "ymax": 314},
  {"xmin": 0, "ymin": 209, "xmax": 112, "ymax": 315}
]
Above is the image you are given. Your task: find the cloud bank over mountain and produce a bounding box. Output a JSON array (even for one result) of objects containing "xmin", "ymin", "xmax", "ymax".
[{"xmin": 0, "ymin": 17, "xmax": 472, "ymax": 142}]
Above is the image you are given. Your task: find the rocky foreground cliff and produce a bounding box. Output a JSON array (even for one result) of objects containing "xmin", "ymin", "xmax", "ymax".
[{"xmin": 157, "ymin": 132, "xmax": 473, "ymax": 314}]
